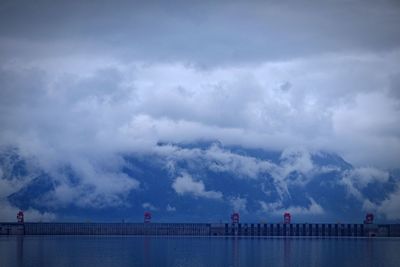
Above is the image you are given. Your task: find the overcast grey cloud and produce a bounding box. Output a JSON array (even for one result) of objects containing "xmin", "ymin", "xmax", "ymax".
[
  {"xmin": 1, "ymin": 0, "xmax": 400, "ymax": 64},
  {"xmin": 0, "ymin": 0, "xmax": 400, "ymax": 220},
  {"xmin": 1, "ymin": 54, "xmax": 399, "ymax": 168}
]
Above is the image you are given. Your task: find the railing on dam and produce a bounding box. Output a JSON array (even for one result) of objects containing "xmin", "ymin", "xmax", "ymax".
[{"xmin": 1, "ymin": 222, "xmax": 400, "ymax": 237}]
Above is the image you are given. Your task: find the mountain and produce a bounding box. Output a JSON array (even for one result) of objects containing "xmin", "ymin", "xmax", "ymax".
[{"xmin": 0, "ymin": 143, "xmax": 398, "ymax": 223}]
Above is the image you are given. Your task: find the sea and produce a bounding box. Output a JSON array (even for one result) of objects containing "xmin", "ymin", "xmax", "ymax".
[{"xmin": 1, "ymin": 236, "xmax": 399, "ymax": 267}]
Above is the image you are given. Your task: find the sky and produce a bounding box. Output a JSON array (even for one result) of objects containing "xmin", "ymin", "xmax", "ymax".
[{"xmin": 0, "ymin": 0, "xmax": 400, "ymax": 221}]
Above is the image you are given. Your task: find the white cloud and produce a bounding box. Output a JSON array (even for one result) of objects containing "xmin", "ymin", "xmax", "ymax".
[
  {"xmin": 161, "ymin": 144, "xmax": 393, "ymax": 206},
  {"xmin": 377, "ymin": 189, "xmax": 400, "ymax": 220},
  {"xmin": 205, "ymin": 144, "xmax": 275, "ymax": 179},
  {"xmin": 344, "ymin": 167, "xmax": 389, "ymax": 189},
  {"xmin": 229, "ymin": 196, "xmax": 247, "ymax": 213},
  {"xmin": 0, "ymin": 150, "xmax": 42, "ymax": 199},
  {"xmin": 259, "ymin": 198, "xmax": 324, "ymax": 216},
  {"xmin": 338, "ymin": 167, "xmax": 399, "ymax": 220},
  {"xmin": 157, "ymin": 144, "xmax": 323, "ymax": 201},
  {"xmin": 166, "ymin": 204, "xmax": 176, "ymax": 212},
  {"xmin": 2, "ymin": 51, "xmax": 400, "ymax": 170},
  {"xmin": 142, "ymin": 202, "xmax": 158, "ymax": 211},
  {"xmin": 280, "ymin": 148, "xmax": 314, "ymax": 176},
  {"xmin": 340, "ymin": 167, "xmax": 390, "ymax": 202},
  {"xmin": 0, "ymin": 200, "xmax": 56, "ymax": 222},
  {"xmin": 155, "ymin": 143, "xmax": 276, "ymax": 179},
  {"xmin": 37, "ymin": 162, "xmax": 140, "ymax": 209},
  {"xmin": 332, "ymin": 92, "xmax": 400, "ymax": 167},
  {"xmin": 172, "ymin": 172, "xmax": 222, "ymax": 199},
  {"xmin": 356, "ymin": 180, "xmax": 400, "ymax": 221}
]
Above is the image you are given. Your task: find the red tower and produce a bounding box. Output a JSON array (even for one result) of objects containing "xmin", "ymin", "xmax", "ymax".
[
  {"xmin": 364, "ymin": 213, "xmax": 374, "ymax": 224},
  {"xmin": 231, "ymin": 212, "xmax": 240, "ymax": 224},
  {"xmin": 144, "ymin": 211, "xmax": 152, "ymax": 223},
  {"xmin": 17, "ymin": 211, "xmax": 24, "ymax": 223},
  {"xmin": 284, "ymin": 212, "xmax": 291, "ymax": 224}
]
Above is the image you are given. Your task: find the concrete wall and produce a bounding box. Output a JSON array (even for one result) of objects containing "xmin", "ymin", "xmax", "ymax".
[{"xmin": 0, "ymin": 223, "xmax": 24, "ymax": 235}]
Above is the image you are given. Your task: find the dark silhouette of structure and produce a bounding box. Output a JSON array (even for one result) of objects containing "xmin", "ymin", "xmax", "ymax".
[
  {"xmin": 144, "ymin": 211, "xmax": 152, "ymax": 223},
  {"xmin": 17, "ymin": 211, "xmax": 24, "ymax": 224},
  {"xmin": 364, "ymin": 213, "xmax": 374, "ymax": 224},
  {"xmin": 284, "ymin": 212, "xmax": 291, "ymax": 224},
  {"xmin": 231, "ymin": 212, "xmax": 240, "ymax": 224}
]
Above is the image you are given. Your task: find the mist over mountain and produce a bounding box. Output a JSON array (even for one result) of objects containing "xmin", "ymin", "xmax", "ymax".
[{"xmin": 1, "ymin": 143, "xmax": 398, "ymax": 223}]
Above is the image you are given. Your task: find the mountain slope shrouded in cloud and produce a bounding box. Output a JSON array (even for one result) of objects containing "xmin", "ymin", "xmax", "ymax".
[{"xmin": 1, "ymin": 143, "xmax": 398, "ymax": 223}]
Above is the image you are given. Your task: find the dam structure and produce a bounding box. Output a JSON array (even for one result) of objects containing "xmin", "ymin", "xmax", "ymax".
[{"xmin": 1, "ymin": 212, "xmax": 400, "ymax": 237}]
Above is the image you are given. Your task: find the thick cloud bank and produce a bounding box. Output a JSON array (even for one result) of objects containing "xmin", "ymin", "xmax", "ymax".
[{"xmin": 1, "ymin": 54, "xmax": 399, "ymax": 169}]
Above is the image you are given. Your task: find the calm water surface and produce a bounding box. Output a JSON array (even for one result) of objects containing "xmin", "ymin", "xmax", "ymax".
[{"xmin": 1, "ymin": 236, "xmax": 399, "ymax": 267}]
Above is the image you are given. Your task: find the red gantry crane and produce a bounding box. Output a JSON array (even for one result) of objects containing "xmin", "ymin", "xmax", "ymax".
[
  {"xmin": 144, "ymin": 211, "xmax": 152, "ymax": 223},
  {"xmin": 17, "ymin": 211, "xmax": 24, "ymax": 223},
  {"xmin": 284, "ymin": 212, "xmax": 291, "ymax": 224}
]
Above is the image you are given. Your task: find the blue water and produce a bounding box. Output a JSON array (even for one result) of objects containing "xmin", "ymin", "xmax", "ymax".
[{"xmin": 1, "ymin": 236, "xmax": 399, "ymax": 267}]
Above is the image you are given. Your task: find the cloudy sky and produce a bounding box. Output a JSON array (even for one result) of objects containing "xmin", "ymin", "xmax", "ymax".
[
  {"xmin": 1, "ymin": 0, "xmax": 399, "ymax": 167},
  {"xmin": 0, "ymin": 0, "xmax": 400, "ymax": 220}
]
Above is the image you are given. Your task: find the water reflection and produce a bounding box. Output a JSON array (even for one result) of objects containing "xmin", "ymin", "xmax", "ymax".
[
  {"xmin": 231, "ymin": 237, "xmax": 239, "ymax": 267},
  {"xmin": 143, "ymin": 236, "xmax": 151, "ymax": 267},
  {"xmin": 365, "ymin": 238, "xmax": 374, "ymax": 267},
  {"xmin": 1, "ymin": 236, "xmax": 399, "ymax": 267},
  {"xmin": 16, "ymin": 235, "xmax": 23, "ymax": 267},
  {"xmin": 283, "ymin": 238, "xmax": 292, "ymax": 267}
]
